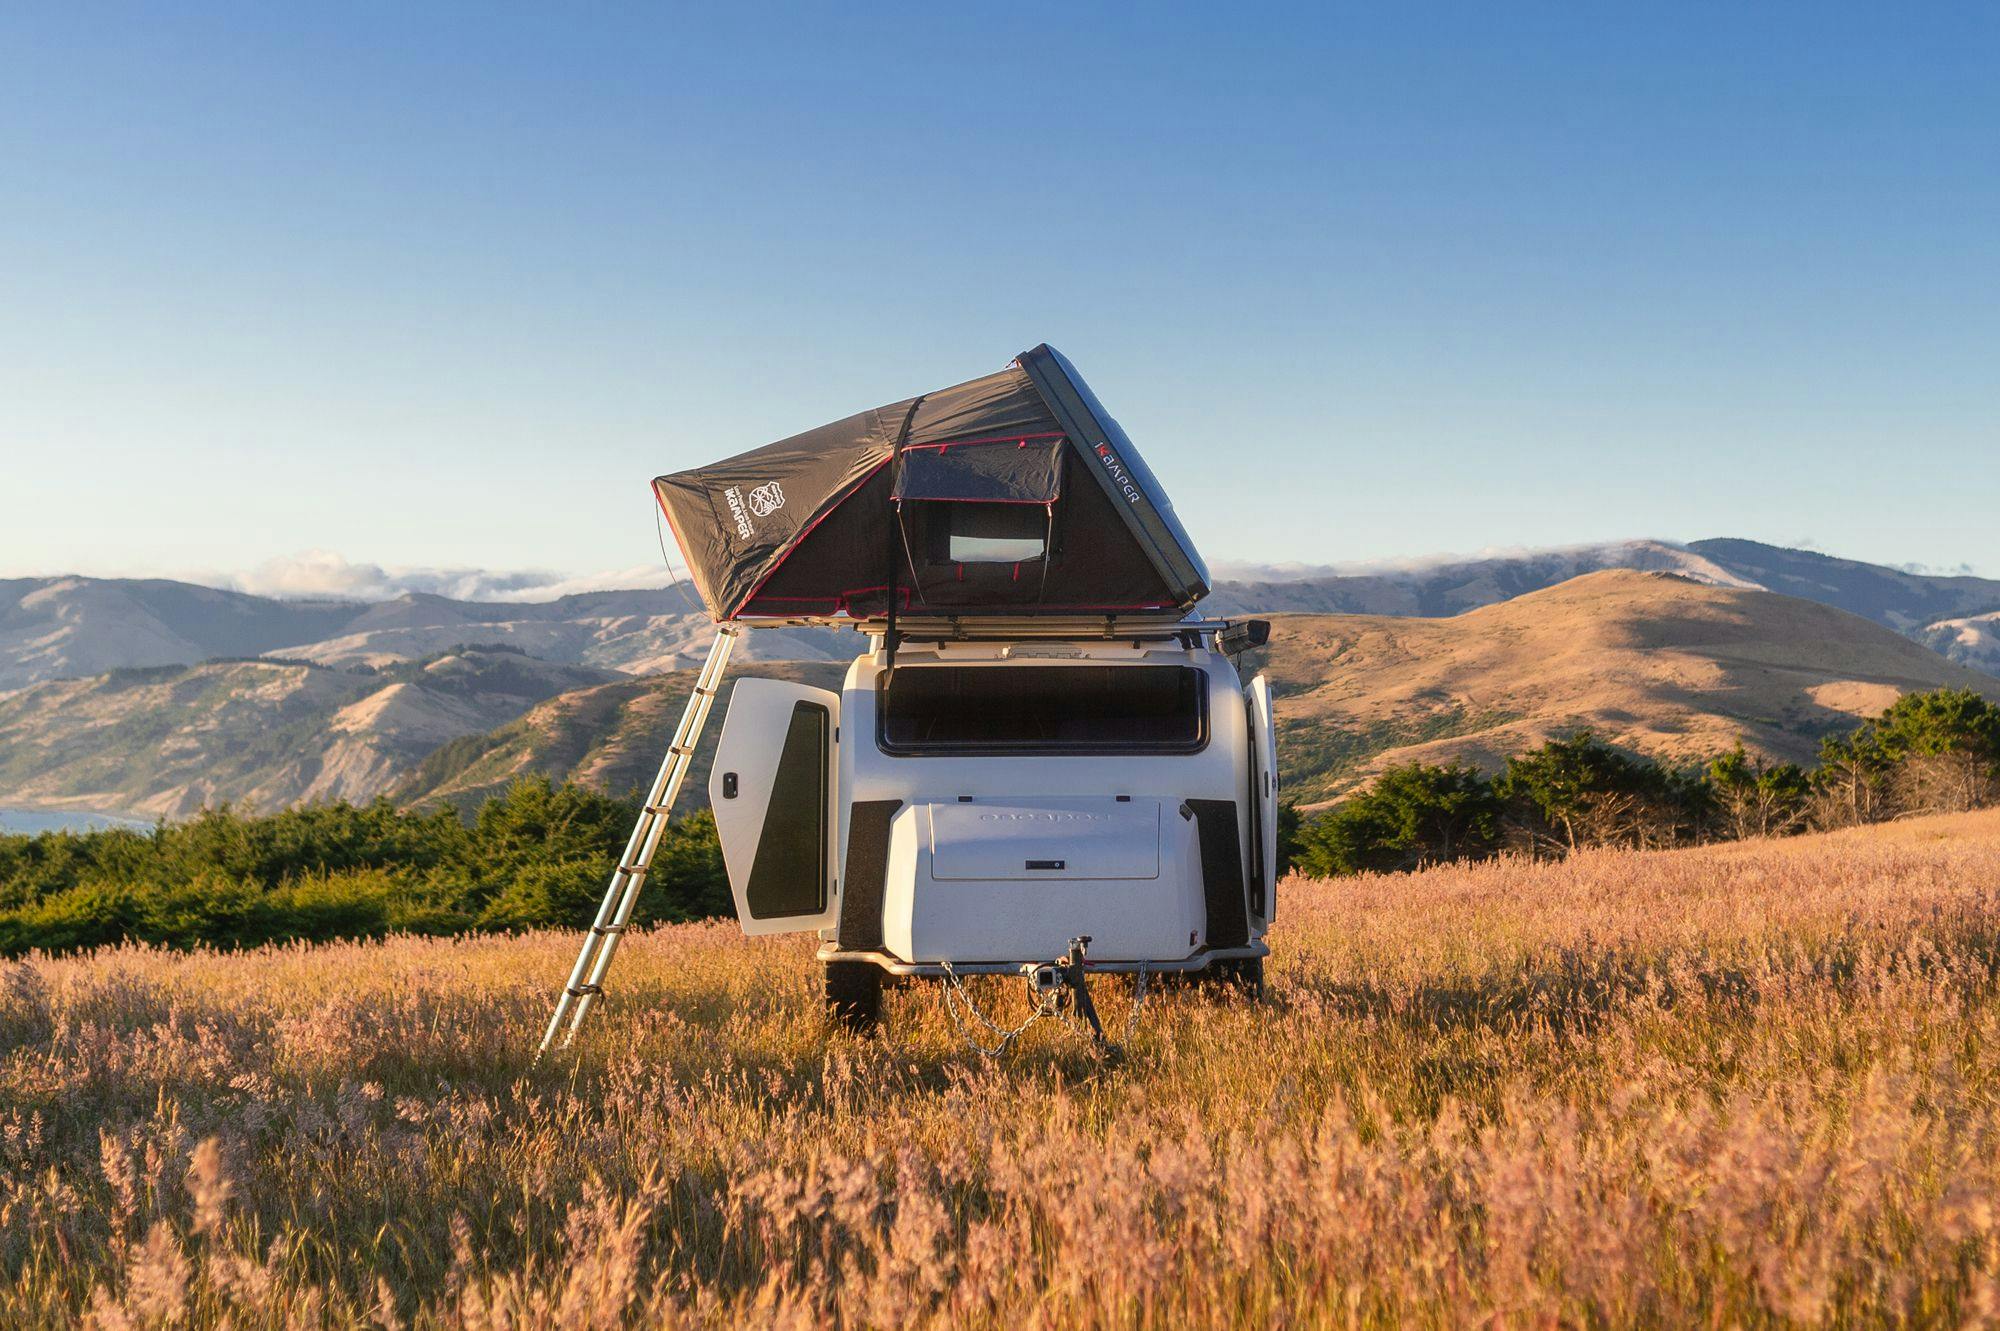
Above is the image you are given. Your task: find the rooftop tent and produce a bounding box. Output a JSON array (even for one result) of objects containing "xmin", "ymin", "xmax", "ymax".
[{"xmin": 652, "ymin": 345, "xmax": 1212, "ymax": 622}]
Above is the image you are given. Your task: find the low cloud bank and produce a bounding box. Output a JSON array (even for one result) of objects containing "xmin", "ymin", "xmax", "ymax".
[
  {"xmin": 1211, "ymin": 539, "xmax": 1702, "ymax": 584},
  {"xmin": 218, "ymin": 551, "xmax": 691, "ymax": 604},
  {"xmin": 191, "ymin": 539, "xmax": 1746, "ymax": 603}
]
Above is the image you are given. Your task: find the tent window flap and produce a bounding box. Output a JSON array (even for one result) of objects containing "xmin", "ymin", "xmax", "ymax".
[{"xmin": 892, "ymin": 436, "xmax": 1064, "ymax": 505}]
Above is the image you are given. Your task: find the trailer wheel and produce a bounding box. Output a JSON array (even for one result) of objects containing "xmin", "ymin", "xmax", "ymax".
[
  {"xmin": 823, "ymin": 961, "xmax": 883, "ymax": 1033},
  {"xmin": 1203, "ymin": 957, "xmax": 1265, "ymax": 999}
]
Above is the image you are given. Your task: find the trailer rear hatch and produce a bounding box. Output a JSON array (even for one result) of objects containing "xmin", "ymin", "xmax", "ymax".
[
  {"xmin": 883, "ymin": 795, "xmax": 1205, "ymax": 962},
  {"xmin": 926, "ymin": 798, "xmax": 1160, "ymax": 880}
]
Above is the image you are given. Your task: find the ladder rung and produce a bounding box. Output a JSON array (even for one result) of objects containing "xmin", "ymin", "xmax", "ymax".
[{"xmin": 537, "ymin": 624, "xmax": 736, "ymax": 1060}]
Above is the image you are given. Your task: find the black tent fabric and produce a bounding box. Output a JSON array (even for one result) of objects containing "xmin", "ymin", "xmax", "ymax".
[
  {"xmin": 892, "ymin": 437, "xmax": 1064, "ymax": 504},
  {"xmin": 652, "ymin": 345, "xmax": 1211, "ymax": 622}
]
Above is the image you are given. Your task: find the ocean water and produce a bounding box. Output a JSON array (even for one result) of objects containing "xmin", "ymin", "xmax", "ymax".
[{"xmin": 0, "ymin": 807, "xmax": 153, "ymax": 835}]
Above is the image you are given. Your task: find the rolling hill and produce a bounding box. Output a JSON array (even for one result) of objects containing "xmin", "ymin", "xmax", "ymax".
[
  {"xmin": 1921, "ymin": 611, "xmax": 2000, "ymax": 675},
  {"xmin": 7, "ymin": 572, "xmax": 1992, "ymax": 821},
  {"xmin": 1253, "ymin": 570, "xmax": 2000, "ymax": 805},
  {"xmin": 7, "ymin": 549, "xmax": 2000, "ymax": 823},
  {"xmin": 404, "ymin": 571, "xmax": 2000, "ymax": 816},
  {"xmin": 0, "ymin": 647, "xmax": 620, "ymax": 818},
  {"xmin": 389, "ymin": 660, "xmax": 850, "ymax": 816},
  {"xmin": 0, "ymin": 577, "xmax": 360, "ymax": 692}
]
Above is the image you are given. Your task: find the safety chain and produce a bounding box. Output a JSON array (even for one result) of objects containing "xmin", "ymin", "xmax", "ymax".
[
  {"xmin": 939, "ymin": 962, "xmax": 1058, "ymax": 1057},
  {"xmin": 938, "ymin": 961, "xmax": 1150, "ymax": 1058}
]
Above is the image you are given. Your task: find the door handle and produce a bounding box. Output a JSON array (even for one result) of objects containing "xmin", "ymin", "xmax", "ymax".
[{"xmin": 722, "ymin": 772, "xmax": 739, "ymax": 799}]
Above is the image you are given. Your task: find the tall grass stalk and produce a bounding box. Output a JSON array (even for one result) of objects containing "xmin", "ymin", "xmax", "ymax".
[{"xmin": 8, "ymin": 810, "xmax": 2000, "ymax": 1327}]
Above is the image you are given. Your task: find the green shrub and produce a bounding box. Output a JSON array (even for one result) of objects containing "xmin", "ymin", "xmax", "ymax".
[
  {"xmin": 0, "ymin": 777, "xmax": 727, "ymax": 955},
  {"xmin": 1295, "ymin": 763, "xmax": 1503, "ymax": 876},
  {"xmin": 1291, "ymin": 689, "xmax": 2000, "ymax": 878}
]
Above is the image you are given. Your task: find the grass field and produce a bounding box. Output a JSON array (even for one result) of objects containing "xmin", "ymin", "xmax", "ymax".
[{"xmin": 9, "ymin": 810, "xmax": 2000, "ymax": 1328}]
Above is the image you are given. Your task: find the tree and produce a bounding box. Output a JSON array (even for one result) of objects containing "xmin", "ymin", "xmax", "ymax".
[
  {"xmin": 1809, "ymin": 689, "xmax": 2000, "ymax": 825},
  {"xmin": 1274, "ymin": 802, "xmax": 1303, "ymax": 879},
  {"xmin": 1868, "ymin": 688, "xmax": 2000, "ymax": 815},
  {"xmin": 1707, "ymin": 743, "xmax": 1810, "ymax": 840},
  {"xmin": 1497, "ymin": 731, "xmax": 1705, "ymax": 855},
  {"xmin": 1294, "ymin": 763, "xmax": 1502, "ymax": 876},
  {"xmin": 1811, "ymin": 729, "xmax": 1893, "ymax": 828}
]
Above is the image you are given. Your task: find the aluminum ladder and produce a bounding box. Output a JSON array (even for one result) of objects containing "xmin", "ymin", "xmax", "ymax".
[{"xmin": 536, "ymin": 624, "xmax": 739, "ymax": 1058}]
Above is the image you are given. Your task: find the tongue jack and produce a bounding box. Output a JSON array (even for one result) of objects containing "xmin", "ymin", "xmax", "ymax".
[{"xmin": 1056, "ymin": 936, "xmax": 1107, "ymax": 1044}]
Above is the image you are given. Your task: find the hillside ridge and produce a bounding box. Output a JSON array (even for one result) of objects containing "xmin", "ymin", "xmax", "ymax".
[
  {"xmin": 1259, "ymin": 569, "xmax": 2000, "ymax": 805},
  {"xmin": 0, "ymin": 647, "xmax": 621, "ymax": 818}
]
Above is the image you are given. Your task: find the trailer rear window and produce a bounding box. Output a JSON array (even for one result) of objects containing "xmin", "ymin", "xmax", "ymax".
[{"xmin": 878, "ymin": 665, "xmax": 1207, "ymax": 755}]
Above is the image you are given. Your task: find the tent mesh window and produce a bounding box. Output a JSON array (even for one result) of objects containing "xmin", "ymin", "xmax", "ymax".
[{"xmin": 922, "ymin": 501, "xmax": 1050, "ymax": 565}]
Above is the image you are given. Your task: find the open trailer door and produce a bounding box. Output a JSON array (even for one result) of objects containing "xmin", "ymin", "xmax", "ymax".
[
  {"xmin": 709, "ymin": 678, "xmax": 840, "ymax": 935},
  {"xmin": 1246, "ymin": 675, "xmax": 1279, "ymax": 923}
]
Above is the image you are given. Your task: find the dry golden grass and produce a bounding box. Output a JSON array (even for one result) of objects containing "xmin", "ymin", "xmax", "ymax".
[{"xmin": 9, "ymin": 809, "xmax": 2000, "ymax": 1327}]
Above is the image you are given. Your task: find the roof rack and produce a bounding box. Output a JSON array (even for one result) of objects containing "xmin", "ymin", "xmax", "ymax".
[{"xmin": 725, "ymin": 613, "xmax": 1271, "ymax": 654}]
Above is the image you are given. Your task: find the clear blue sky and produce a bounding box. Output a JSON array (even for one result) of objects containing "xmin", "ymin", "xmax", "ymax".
[{"xmin": 3, "ymin": 3, "xmax": 1996, "ymax": 589}]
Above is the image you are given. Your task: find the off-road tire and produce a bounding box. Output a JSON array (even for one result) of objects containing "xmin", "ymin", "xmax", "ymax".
[
  {"xmin": 1201, "ymin": 957, "xmax": 1265, "ymax": 999},
  {"xmin": 824, "ymin": 961, "xmax": 884, "ymax": 1033}
]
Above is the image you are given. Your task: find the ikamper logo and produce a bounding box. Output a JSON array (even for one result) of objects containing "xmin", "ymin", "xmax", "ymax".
[
  {"xmin": 722, "ymin": 481, "xmax": 787, "ymax": 542},
  {"xmin": 978, "ymin": 812, "xmax": 1110, "ymax": 822},
  {"xmin": 1094, "ymin": 442, "xmax": 1143, "ymax": 505},
  {"xmin": 721, "ymin": 486, "xmax": 754, "ymax": 540}
]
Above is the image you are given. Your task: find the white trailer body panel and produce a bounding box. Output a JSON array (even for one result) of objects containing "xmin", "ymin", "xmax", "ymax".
[
  {"xmin": 714, "ymin": 636, "xmax": 1268, "ymax": 969},
  {"xmin": 708, "ymin": 677, "xmax": 840, "ymax": 935}
]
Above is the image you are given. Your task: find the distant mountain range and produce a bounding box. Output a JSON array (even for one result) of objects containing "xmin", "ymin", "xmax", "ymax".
[
  {"xmin": 0, "ymin": 577, "xmax": 848, "ymax": 692},
  {"xmin": 1206, "ymin": 538, "xmax": 2000, "ymax": 633},
  {"xmin": 3, "ymin": 538, "xmax": 1999, "ymax": 819},
  {"xmin": 7, "ymin": 539, "xmax": 1997, "ymax": 695}
]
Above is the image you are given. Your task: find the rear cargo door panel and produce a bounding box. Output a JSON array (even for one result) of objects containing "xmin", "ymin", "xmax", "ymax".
[
  {"xmin": 926, "ymin": 799, "xmax": 1160, "ymax": 880},
  {"xmin": 1246, "ymin": 674, "xmax": 1279, "ymax": 923},
  {"xmin": 709, "ymin": 678, "xmax": 840, "ymax": 935}
]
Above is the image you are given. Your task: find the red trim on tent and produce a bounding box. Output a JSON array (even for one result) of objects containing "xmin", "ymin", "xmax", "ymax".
[
  {"xmin": 899, "ymin": 431, "xmax": 1065, "ymax": 453},
  {"xmin": 652, "ymin": 483, "xmax": 702, "ymax": 590},
  {"xmin": 900, "ymin": 495, "xmax": 1058, "ymax": 505}
]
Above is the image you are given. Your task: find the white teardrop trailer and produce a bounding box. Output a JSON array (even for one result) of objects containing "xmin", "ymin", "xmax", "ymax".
[{"xmin": 539, "ymin": 346, "xmax": 1278, "ymax": 1052}]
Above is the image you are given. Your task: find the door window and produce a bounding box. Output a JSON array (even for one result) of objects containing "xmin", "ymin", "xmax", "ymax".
[{"xmin": 744, "ymin": 701, "xmax": 830, "ymax": 918}]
